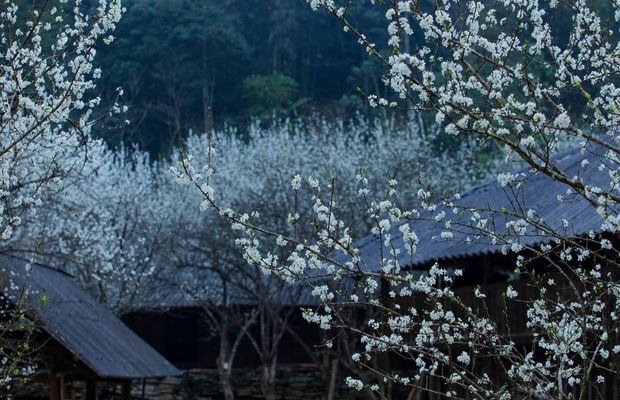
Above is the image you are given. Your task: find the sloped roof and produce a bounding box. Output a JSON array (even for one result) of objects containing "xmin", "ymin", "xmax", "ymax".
[
  {"xmin": 0, "ymin": 254, "xmax": 181, "ymax": 379},
  {"xmin": 337, "ymin": 145, "xmax": 612, "ymax": 271}
]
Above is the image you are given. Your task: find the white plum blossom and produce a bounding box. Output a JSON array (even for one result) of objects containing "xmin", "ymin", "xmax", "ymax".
[
  {"xmin": 457, "ymin": 351, "xmax": 471, "ymax": 365},
  {"xmin": 506, "ymin": 286, "xmax": 518, "ymax": 299},
  {"xmin": 0, "ymin": 0, "xmax": 124, "ymax": 242}
]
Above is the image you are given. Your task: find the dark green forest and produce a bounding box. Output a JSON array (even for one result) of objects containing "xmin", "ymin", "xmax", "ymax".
[
  {"xmin": 94, "ymin": 0, "xmax": 614, "ymax": 157},
  {"xmin": 95, "ymin": 0, "xmax": 392, "ymax": 156}
]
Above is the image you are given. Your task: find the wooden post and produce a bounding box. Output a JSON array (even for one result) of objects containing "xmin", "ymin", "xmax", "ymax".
[
  {"xmin": 59, "ymin": 374, "xmax": 65, "ymax": 400},
  {"xmin": 85, "ymin": 378, "xmax": 97, "ymax": 400},
  {"xmin": 121, "ymin": 381, "xmax": 131, "ymax": 400},
  {"xmin": 49, "ymin": 373, "xmax": 61, "ymax": 400}
]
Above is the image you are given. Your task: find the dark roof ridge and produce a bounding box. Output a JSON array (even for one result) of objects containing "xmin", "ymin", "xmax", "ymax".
[
  {"xmin": 458, "ymin": 145, "xmax": 585, "ymax": 202},
  {"xmin": 0, "ymin": 252, "xmax": 74, "ymax": 278}
]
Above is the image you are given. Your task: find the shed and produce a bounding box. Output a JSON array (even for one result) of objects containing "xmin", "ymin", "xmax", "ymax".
[{"xmin": 0, "ymin": 254, "xmax": 181, "ymax": 399}]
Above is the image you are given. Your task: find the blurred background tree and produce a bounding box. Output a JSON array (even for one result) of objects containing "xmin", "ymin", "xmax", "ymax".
[{"xmin": 241, "ymin": 74, "xmax": 302, "ymax": 119}]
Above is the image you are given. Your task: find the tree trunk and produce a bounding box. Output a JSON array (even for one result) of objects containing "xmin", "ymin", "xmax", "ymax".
[
  {"xmin": 216, "ymin": 359, "xmax": 235, "ymax": 400},
  {"xmin": 261, "ymin": 358, "xmax": 278, "ymax": 400},
  {"xmin": 217, "ymin": 332, "xmax": 235, "ymax": 400},
  {"xmin": 202, "ymin": 84, "xmax": 212, "ymax": 135},
  {"xmin": 327, "ymin": 357, "xmax": 338, "ymax": 400}
]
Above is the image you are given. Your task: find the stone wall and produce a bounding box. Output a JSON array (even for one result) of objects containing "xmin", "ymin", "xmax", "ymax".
[
  {"xmin": 129, "ymin": 366, "xmax": 365, "ymax": 400},
  {"xmin": 14, "ymin": 366, "xmax": 380, "ymax": 399}
]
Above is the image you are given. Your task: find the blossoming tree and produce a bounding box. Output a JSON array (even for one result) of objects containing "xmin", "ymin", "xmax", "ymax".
[
  {"xmin": 10, "ymin": 148, "xmax": 167, "ymax": 311},
  {"xmin": 166, "ymin": 117, "xmax": 488, "ymax": 400},
  {"xmin": 0, "ymin": 0, "xmax": 123, "ymax": 392},
  {"xmin": 179, "ymin": 1, "xmax": 620, "ymax": 399}
]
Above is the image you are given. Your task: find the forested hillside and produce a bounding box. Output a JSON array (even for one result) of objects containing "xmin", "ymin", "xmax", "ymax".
[
  {"xmin": 95, "ymin": 0, "xmax": 390, "ymax": 156},
  {"xmin": 93, "ymin": 0, "xmax": 614, "ymax": 157}
]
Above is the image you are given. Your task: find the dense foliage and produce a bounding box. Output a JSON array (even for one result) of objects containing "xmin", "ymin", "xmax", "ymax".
[{"xmin": 92, "ymin": 0, "xmax": 603, "ymax": 159}]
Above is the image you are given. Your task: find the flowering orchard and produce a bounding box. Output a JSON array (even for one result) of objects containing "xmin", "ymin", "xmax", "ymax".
[
  {"xmin": 0, "ymin": 0, "xmax": 123, "ymax": 392},
  {"xmin": 9, "ymin": 115, "xmax": 487, "ymax": 397},
  {"xmin": 0, "ymin": 0, "xmax": 124, "ymax": 241},
  {"xmin": 178, "ymin": 1, "xmax": 620, "ymax": 399}
]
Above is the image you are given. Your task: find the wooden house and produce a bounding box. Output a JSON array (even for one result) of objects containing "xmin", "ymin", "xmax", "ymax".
[
  {"xmin": 333, "ymin": 145, "xmax": 620, "ymax": 397},
  {"xmin": 339, "ymin": 145, "xmax": 610, "ymax": 339},
  {"xmin": 0, "ymin": 255, "xmax": 181, "ymax": 400}
]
